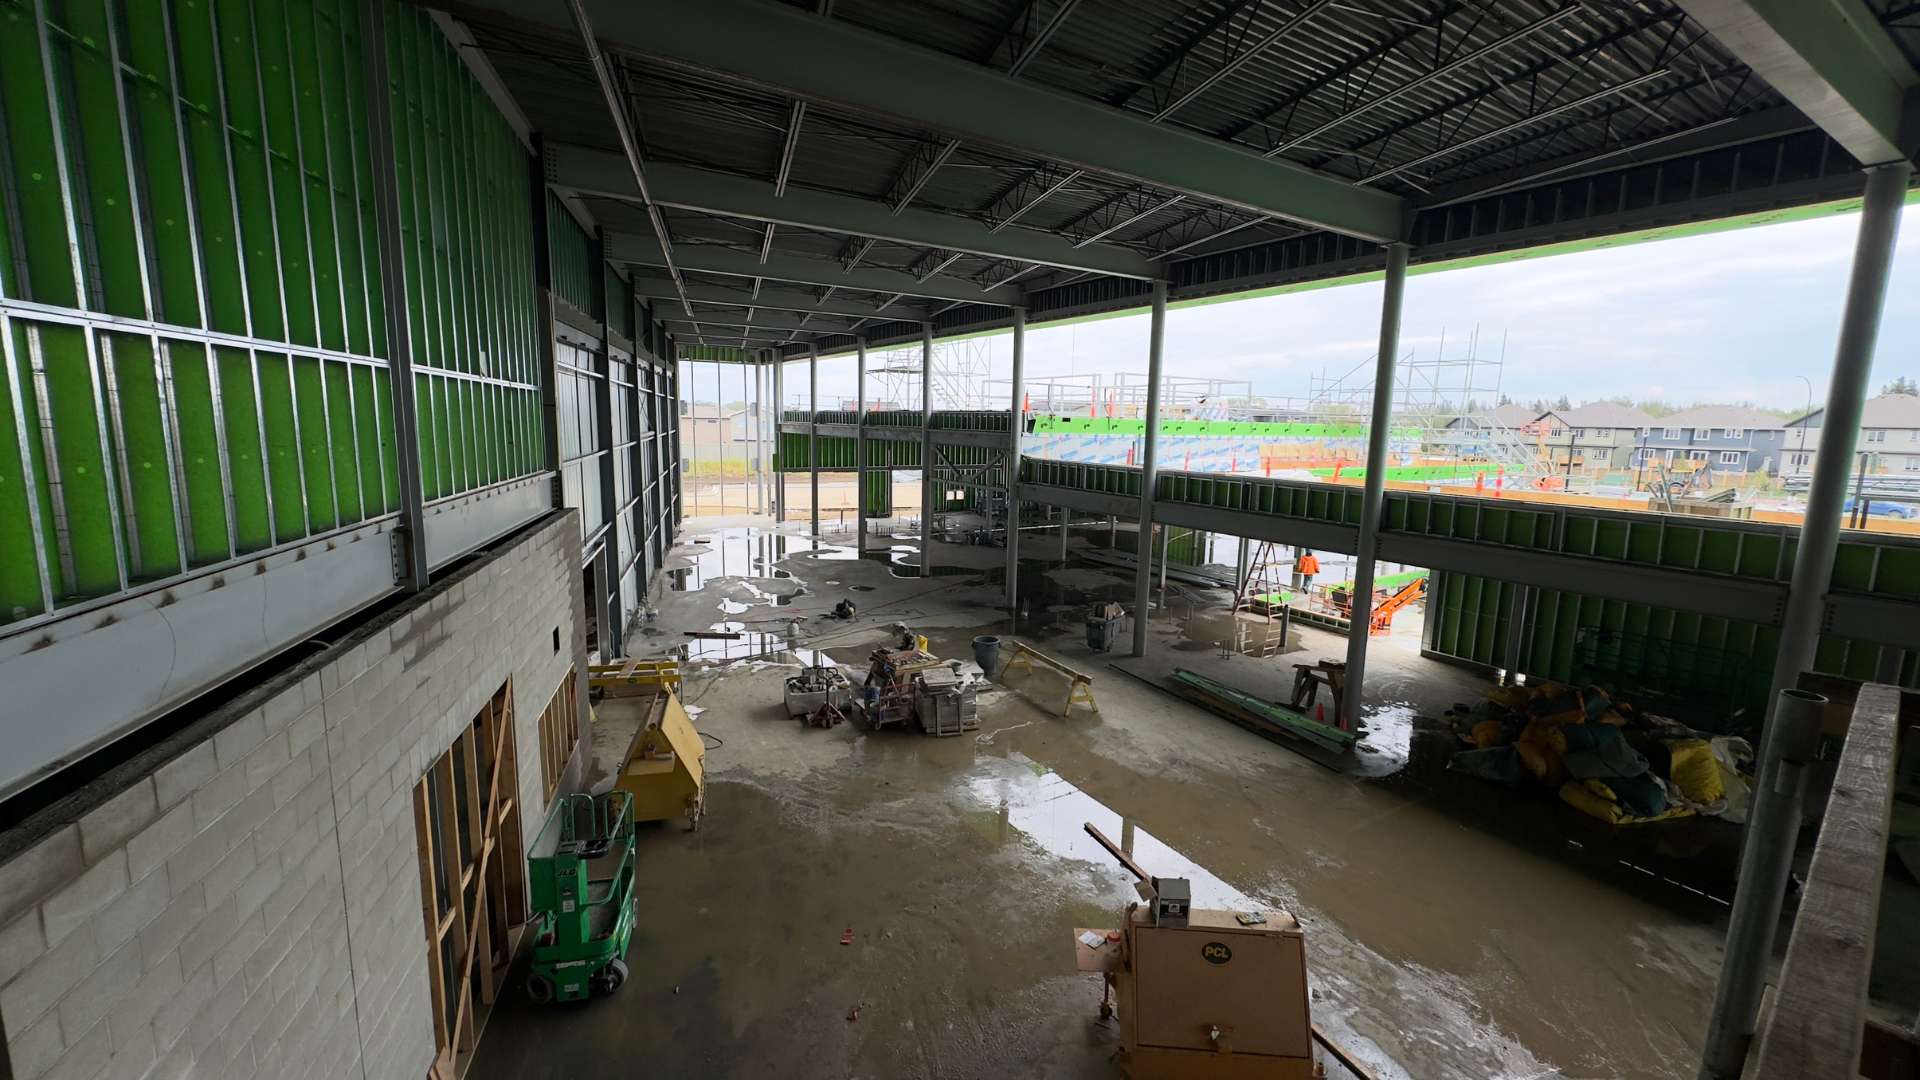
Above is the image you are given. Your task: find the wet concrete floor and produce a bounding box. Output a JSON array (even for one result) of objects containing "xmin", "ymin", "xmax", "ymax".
[{"xmin": 473, "ymin": 514, "xmax": 1734, "ymax": 1080}]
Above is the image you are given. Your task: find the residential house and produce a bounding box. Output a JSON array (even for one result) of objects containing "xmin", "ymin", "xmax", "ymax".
[
  {"xmin": 1532, "ymin": 403, "xmax": 1657, "ymax": 473},
  {"xmin": 1631, "ymin": 405, "xmax": 1788, "ymax": 476},
  {"xmin": 1782, "ymin": 392, "xmax": 1920, "ymax": 477}
]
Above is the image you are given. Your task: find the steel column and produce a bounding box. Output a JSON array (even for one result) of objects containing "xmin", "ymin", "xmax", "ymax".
[
  {"xmin": 1130, "ymin": 280, "xmax": 1168, "ymax": 656},
  {"xmin": 919, "ymin": 322, "xmax": 934, "ymax": 578},
  {"xmin": 772, "ymin": 354, "xmax": 784, "ymax": 521},
  {"xmin": 596, "ymin": 235, "xmax": 621, "ymax": 651},
  {"xmin": 741, "ymin": 357, "xmax": 751, "ymax": 515},
  {"xmin": 361, "ymin": 0, "xmax": 429, "ymax": 589},
  {"xmin": 1761, "ymin": 160, "xmax": 1911, "ymax": 730},
  {"xmin": 808, "ymin": 343, "xmax": 819, "ymax": 537},
  {"xmin": 1342, "ymin": 241, "xmax": 1410, "ymax": 724},
  {"xmin": 1006, "ymin": 307, "xmax": 1026, "ymax": 609},
  {"xmin": 1698, "ymin": 690, "xmax": 1829, "ymax": 1079},
  {"xmin": 1699, "ymin": 160, "xmax": 1912, "ymax": 1079},
  {"xmin": 856, "ymin": 338, "xmax": 867, "ymax": 554}
]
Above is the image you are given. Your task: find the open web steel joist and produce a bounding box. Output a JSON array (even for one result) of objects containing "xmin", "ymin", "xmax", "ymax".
[{"xmin": 437, "ymin": 0, "xmax": 1918, "ymax": 361}]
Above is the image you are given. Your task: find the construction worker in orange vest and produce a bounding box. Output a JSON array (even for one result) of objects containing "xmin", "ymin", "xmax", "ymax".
[{"xmin": 1296, "ymin": 550, "xmax": 1320, "ymax": 591}]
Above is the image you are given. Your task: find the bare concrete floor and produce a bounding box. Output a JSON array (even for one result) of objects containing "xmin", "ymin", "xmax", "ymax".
[{"xmin": 472, "ymin": 515, "xmax": 1735, "ymax": 1080}]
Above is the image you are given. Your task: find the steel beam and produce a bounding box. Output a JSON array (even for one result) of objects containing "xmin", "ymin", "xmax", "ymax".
[
  {"xmin": 553, "ymin": 150, "xmax": 1159, "ymax": 279},
  {"xmin": 608, "ymin": 233, "xmax": 1015, "ymax": 306},
  {"xmin": 493, "ymin": 0, "xmax": 1404, "ymax": 242},
  {"xmin": 1130, "ymin": 281, "xmax": 1168, "ymax": 656},
  {"xmin": 1671, "ymin": 0, "xmax": 1919, "ymax": 165},
  {"xmin": 564, "ymin": 0, "xmax": 696, "ymax": 319},
  {"xmin": 633, "ymin": 280, "xmax": 930, "ymax": 321},
  {"xmin": 659, "ymin": 312, "xmax": 864, "ymax": 334}
]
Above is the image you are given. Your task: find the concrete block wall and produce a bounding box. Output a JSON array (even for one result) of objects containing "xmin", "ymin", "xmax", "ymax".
[{"xmin": 0, "ymin": 511, "xmax": 587, "ymax": 1080}]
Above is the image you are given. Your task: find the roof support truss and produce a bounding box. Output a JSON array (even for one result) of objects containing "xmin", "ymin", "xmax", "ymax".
[
  {"xmin": 552, "ymin": 147, "xmax": 1159, "ymax": 278},
  {"xmin": 512, "ymin": 0, "xmax": 1404, "ymax": 241}
]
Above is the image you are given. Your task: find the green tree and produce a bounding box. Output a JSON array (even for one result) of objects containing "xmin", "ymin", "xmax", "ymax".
[{"xmin": 1882, "ymin": 376, "xmax": 1918, "ymax": 396}]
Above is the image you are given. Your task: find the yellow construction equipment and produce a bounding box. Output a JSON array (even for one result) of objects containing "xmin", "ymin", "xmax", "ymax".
[
  {"xmin": 589, "ymin": 657, "xmax": 682, "ymax": 695},
  {"xmin": 597, "ymin": 660, "xmax": 704, "ymax": 829}
]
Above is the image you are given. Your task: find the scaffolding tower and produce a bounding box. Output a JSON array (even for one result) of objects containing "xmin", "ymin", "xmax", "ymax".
[{"xmin": 864, "ymin": 337, "xmax": 993, "ymax": 410}]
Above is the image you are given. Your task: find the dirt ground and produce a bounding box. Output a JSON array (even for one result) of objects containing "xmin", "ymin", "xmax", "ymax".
[{"xmin": 472, "ymin": 512, "xmax": 1744, "ymax": 1080}]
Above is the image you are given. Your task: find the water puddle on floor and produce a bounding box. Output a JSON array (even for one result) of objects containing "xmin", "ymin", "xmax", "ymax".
[
  {"xmin": 966, "ymin": 754, "xmax": 1255, "ymax": 909},
  {"xmin": 674, "ymin": 621, "xmax": 829, "ymax": 667},
  {"xmin": 1350, "ymin": 702, "xmax": 1417, "ymax": 778},
  {"xmin": 665, "ymin": 528, "xmax": 837, "ymax": 592}
]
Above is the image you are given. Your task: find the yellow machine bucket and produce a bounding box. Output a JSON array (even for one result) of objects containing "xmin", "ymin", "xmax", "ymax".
[{"xmin": 607, "ymin": 686, "xmax": 705, "ymax": 829}]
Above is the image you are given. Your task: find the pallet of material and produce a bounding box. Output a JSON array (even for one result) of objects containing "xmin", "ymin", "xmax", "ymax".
[{"xmin": 1167, "ymin": 668, "xmax": 1356, "ymax": 755}]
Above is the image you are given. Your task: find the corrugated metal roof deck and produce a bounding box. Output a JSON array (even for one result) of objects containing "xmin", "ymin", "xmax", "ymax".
[{"xmin": 449, "ymin": 0, "xmax": 1913, "ymax": 353}]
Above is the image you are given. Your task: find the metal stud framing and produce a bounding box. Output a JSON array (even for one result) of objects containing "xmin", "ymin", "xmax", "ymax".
[{"xmin": 0, "ymin": 0, "xmax": 546, "ymax": 629}]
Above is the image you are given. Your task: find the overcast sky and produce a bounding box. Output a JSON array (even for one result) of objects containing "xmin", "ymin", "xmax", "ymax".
[{"xmin": 689, "ymin": 202, "xmax": 1920, "ymax": 413}]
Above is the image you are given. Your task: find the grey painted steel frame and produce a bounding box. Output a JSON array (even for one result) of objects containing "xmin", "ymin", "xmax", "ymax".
[
  {"xmin": 1005, "ymin": 307, "xmax": 1025, "ymax": 609},
  {"xmin": 809, "ymin": 342, "xmax": 820, "ymax": 537},
  {"xmin": 919, "ymin": 322, "xmax": 933, "ymax": 577},
  {"xmin": 1342, "ymin": 241, "xmax": 1410, "ymax": 725},
  {"xmin": 855, "ymin": 340, "xmax": 867, "ymax": 554},
  {"xmin": 361, "ymin": 0, "xmax": 431, "ymax": 589},
  {"xmin": 1699, "ymin": 158, "xmax": 1915, "ymax": 1080},
  {"xmin": 1129, "ymin": 282, "xmax": 1168, "ymax": 656}
]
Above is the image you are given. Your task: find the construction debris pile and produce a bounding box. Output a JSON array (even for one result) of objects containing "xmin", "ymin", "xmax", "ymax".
[
  {"xmin": 1444, "ymin": 682, "xmax": 1754, "ymax": 826},
  {"xmin": 860, "ymin": 645, "xmax": 981, "ymax": 736}
]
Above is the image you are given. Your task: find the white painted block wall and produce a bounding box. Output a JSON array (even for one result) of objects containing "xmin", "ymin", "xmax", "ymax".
[{"xmin": 0, "ymin": 511, "xmax": 585, "ymax": 1080}]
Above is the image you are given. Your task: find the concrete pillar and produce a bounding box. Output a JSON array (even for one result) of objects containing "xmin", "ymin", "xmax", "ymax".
[
  {"xmin": 809, "ymin": 343, "xmax": 820, "ymax": 538},
  {"xmin": 856, "ymin": 336, "xmax": 871, "ymax": 553},
  {"xmin": 1006, "ymin": 307, "xmax": 1026, "ymax": 610},
  {"xmin": 1236, "ymin": 537, "xmax": 1250, "ymax": 595},
  {"xmin": 1130, "ymin": 280, "xmax": 1169, "ymax": 656},
  {"xmin": 1341, "ymin": 241, "xmax": 1410, "ymax": 726},
  {"xmin": 920, "ymin": 322, "xmax": 935, "ymax": 578},
  {"xmin": 1699, "ymin": 159, "xmax": 1912, "ymax": 1080}
]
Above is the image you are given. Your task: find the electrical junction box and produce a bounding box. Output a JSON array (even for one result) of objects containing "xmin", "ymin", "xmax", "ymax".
[{"xmin": 1153, "ymin": 878, "xmax": 1190, "ymax": 927}]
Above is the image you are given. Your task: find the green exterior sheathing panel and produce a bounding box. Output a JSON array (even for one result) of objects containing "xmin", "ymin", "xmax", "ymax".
[
  {"xmin": 1, "ymin": 2, "xmax": 77, "ymax": 307},
  {"xmin": 1018, "ymin": 459, "xmax": 1920, "ymax": 719},
  {"xmin": 0, "ymin": 0, "xmax": 546, "ymax": 629},
  {"xmin": 40, "ymin": 325, "xmax": 120, "ymax": 595},
  {"xmin": 256, "ymin": 356, "xmax": 305, "ymax": 540},
  {"xmin": 0, "ymin": 326, "xmax": 49, "ymax": 616},
  {"xmin": 104, "ymin": 334, "xmax": 183, "ymax": 579},
  {"xmin": 168, "ymin": 345, "xmax": 232, "ymax": 564},
  {"xmin": 216, "ymin": 348, "xmax": 273, "ymax": 552}
]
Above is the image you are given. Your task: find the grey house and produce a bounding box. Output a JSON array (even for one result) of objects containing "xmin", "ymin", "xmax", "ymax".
[
  {"xmin": 1782, "ymin": 392, "xmax": 1920, "ymax": 478},
  {"xmin": 1633, "ymin": 405, "xmax": 1788, "ymax": 476}
]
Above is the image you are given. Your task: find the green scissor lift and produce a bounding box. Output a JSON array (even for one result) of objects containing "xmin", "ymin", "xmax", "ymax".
[{"xmin": 525, "ymin": 791, "xmax": 638, "ymax": 1003}]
